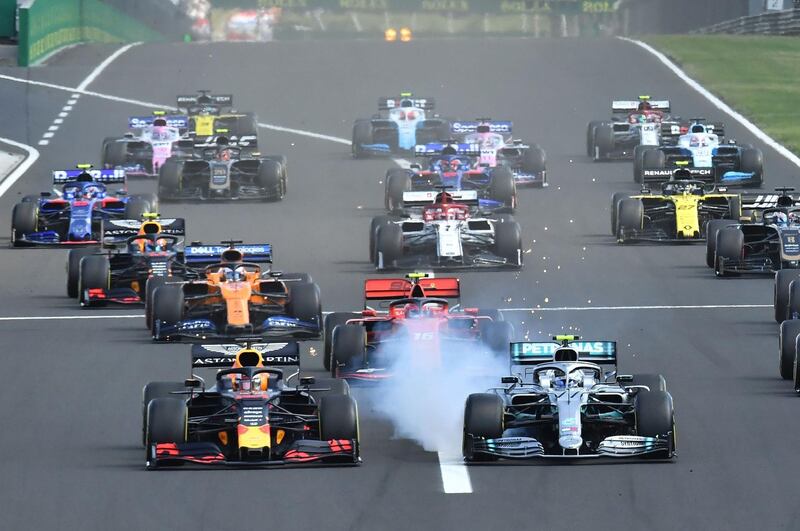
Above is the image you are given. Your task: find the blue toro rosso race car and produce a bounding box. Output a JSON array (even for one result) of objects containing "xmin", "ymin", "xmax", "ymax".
[
  {"xmin": 150, "ymin": 242, "xmax": 322, "ymax": 342},
  {"xmin": 383, "ymin": 142, "xmax": 517, "ymax": 212},
  {"xmin": 351, "ymin": 93, "xmax": 450, "ymax": 158},
  {"xmin": 639, "ymin": 120, "xmax": 764, "ymax": 187},
  {"xmin": 10, "ymin": 166, "xmax": 157, "ymax": 247}
]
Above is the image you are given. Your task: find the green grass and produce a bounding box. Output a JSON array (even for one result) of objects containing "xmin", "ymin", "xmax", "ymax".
[{"xmin": 646, "ymin": 35, "xmax": 800, "ymax": 154}]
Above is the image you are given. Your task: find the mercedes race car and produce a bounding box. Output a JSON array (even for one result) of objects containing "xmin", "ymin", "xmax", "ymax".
[
  {"xmin": 151, "ymin": 242, "xmax": 321, "ymax": 342},
  {"xmin": 158, "ymin": 137, "xmax": 286, "ymax": 201},
  {"xmin": 384, "ymin": 142, "xmax": 517, "ymax": 212},
  {"xmin": 463, "ymin": 336, "xmax": 676, "ymax": 461},
  {"xmin": 352, "ymin": 93, "xmax": 449, "ymax": 157},
  {"xmin": 177, "ymin": 91, "xmax": 259, "ymax": 147},
  {"xmin": 612, "ymin": 170, "xmax": 741, "ymax": 243},
  {"xmin": 587, "ymin": 96, "xmax": 682, "ymax": 162},
  {"xmin": 102, "ymin": 112, "xmax": 194, "ymax": 177},
  {"xmin": 638, "ymin": 120, "xmax": 763, "ymax": 187},
  {"xmin": 450, "ymin": 119, "xmax": 547, "ymax": 187},
  {"xmin": 708, "ymin": 188, "xmax": 800, "ymax": 277},
  {"xmin": 371, "ymin": 189, "xmax": 522, "ymax": 270},
  {"xmin": 65, "ymin": 215, "xmax": 189, "ymax": 308},
  {"xmin": 144, "ymin": 342, "xmax": 359, "ymax": 468},
  {"xmin": 10, "ymin": 166, "xmax": 157, "ymax": 247},
  {"xmin": 323, "ymin": 273, "xmax": 513, "ymax": 381}
]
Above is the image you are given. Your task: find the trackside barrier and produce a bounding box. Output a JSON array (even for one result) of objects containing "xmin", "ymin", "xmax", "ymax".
[{"xmin": 692, "ymin": 8, "xmax": 800, "ymax": 35}]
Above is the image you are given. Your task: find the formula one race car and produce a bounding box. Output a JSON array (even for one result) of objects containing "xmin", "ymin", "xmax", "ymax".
[
  {"xmin": 351, "ymin": 93, "xmax": 449, "ymax": 157},
  {"xmin": 451, "ymin": 119, "xmax": 547, "ymax": 187},
  {"xmin": 10, "ymin": 166, "xmax": 157, "ymax": 247},
  {"xmin": 323, "ymin": 273, "xmax": 513, "ymax": 380},
  {"xmin": 612, "ymin": 169, "xmax": 741, "ymax": 243},
  {"xmin": 158, "ymin": 136, "xmax": 286, "ymax": 201},
  {"xmin": 587, "ymin": 96, "xmax": 682, "ymax": 162},
  {"xmin": 151, "ymin": 242, "xmax": 321, "ymax": 342},
  {"xmin": 143, "ymin": 342, "xmax": 359, "ymax": 468},
  {"xmin": 708, "ymin": 188, "xmax": 800, "ymax": 277},
  {"xmin": 462, "ymin": 336, "xmax": 676, "ymax": 461},
  {"xmin": 639, "ymin": 119, "xmax": 763, "ymax": 187},
  {"xmin": 102, "ymin": 112, "xmax": 195, "ymax": 177},
  {"xmin": 371, "ymin": 189, "xmax": 522, "ymax": 269},
  {"xmin": 384, "ymin": 142, "xmax": 517, "ymax": 211},
  {"xmin": 177, "ymin": 91, "xmax": 259, "ymax": 147},
  {"xmin": 65, "ymin": 214, "xmax": 188, "ymax": 307}
]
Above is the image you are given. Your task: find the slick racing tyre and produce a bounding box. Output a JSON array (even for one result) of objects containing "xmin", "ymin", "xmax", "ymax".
[
  {"xmin": 11, "ymin": 202, "xmax": 38, "ymax": 247},
  {"xmin": 493, "ymin": 220, "xmax": 522, "ymax": 265},
  {"xmin": 370, "ymin": 216, "xmax": 395, "ymax": 262},
  {"xmin": 705, "ymin": 219, "xmax": 737, "ymax": 269},
  {"xmin": 319, "ymin": 394, "xmax": 359, "ymax": 443},
  {"xmin": 739, "ymin": 147, "xmax": 764, "ymax": 186},
  {"xmin": 635, "ymin": 390, "xmax": 675, "ymax": 459},
  {"xmin": 324, "ymin": 312, "xmax": 358, "ymax": 371},
  {"xmin": 642, "ymin": 148, "xmax": 665, "ymax": 169},
  {"xmin": 151, "ymin": 285, "xmax": 185, "ymax": 336},
  {"xmin": 374, "ymin": 224, "xmax": 403, "ymax": 268},
  {"xmin": 308, "ymin": 377, "xmax": 351, "ymax": 404},
  {"xmin": 586, "ymin": 121, "xmax": 602, "ymax": 157},
  {"xmin": 67, "ymin": 248, "xmax": 95, "ymax": 298},
  {"xmin": 124, "ymin": 198, "xmax": 150, "ymax": 220},
  {"xmin": 592, "ymin": 124, "xmax": 614, "ymax": 160},
  {"xmin": 145, "ymin": 398, "xmax": 187, "ymax": 450},
  {"xmin": 158, "ymin": 160, "xmax": 181, "ymax": 199},
  {"xmin": 352, "ymin": 120, "xmax": 373, "ymax": 159},
  {"xmin": 521, "ymin": 146, "xmax": 546, "ymax": 180},
  {"xmin": 779, "ymin": 319, "xmax": 800, "ymax": 380},
  {"xmin": 610, "ymin": 192, "xmax": 631, "ymax": 235},
  {"xmin": 142, "ymin": 381, "xmax": 185, "ymax": 446},
  {"xmin": 480, "ymin": 320, "xmax": 514, "ymax": 353},
  {"xmin": 627, "ymin": 374, "xmax": 667, "ymax": 392},
  {"xmin": 287, "ymin": 281, "xmax": 322, "ymax": 324},
  {"xmin": 256, "ymin": 159, "xmax": 284, "ymax": 200},
  {"xmin": 488, "ymin": 166, "xmax": 516, "ymax": 208},
  {"xmin": 714, "ymin": 228, "xmax": 744, "ymax": 277},
  {"xmin": 145, "ymin": 277, "xmax": 170, "ymax": 330},
  {"xmin": 78, "ymin": 255, "xmax": 110, "ymax": 306},
  {"xmin": 102, "ymin": 140, "xmax": 128, "ymax": 168},
  {"xmin": 633, "ymin": 145, "xmax": 651, "ymax": 184},
  {"xmin": 775, "ymin": 270, "xmax": 800, "ymax": 323},
  {"xmin": 330, "ymin": 324, "xmax": 366, "ymax": 377},
  {"xmin": 616, "ymin": 198, "xmax": 643, "ymax": 241},
  {"xmin": 463, "ymin": 393, "xmax": 504, "ymax": 462},
  {"xmin": 385, "ymin": 169, "xmax": 411, "ymax": 211}
]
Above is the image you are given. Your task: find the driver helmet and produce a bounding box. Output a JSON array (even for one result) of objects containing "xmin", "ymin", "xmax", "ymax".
[
  {"xmin": 637, "ymin": 100, "xmax": 652, "ymax": 111},
  {"xmin": 232, "ymin": 373, "xmax": 253, "ymax": 392},
  {"xmin": 151, "ymin": 126, "xmax": 170, "ymax": 141},
  {"xmin": 449, "ymin": 158, "xmax": 462, "ymax": 171},
  {"xmin": 83, "ymin": 185, "xmax": 101, "ymax": 199},
  {"xmin": 790, "ymin": 212, "xmax": 800, "ymax": 225},
  {"xmin": 766, "ymin": 211, "xmax": 788, "ymax": 225},
  {"xmin": 218, "ymin": 148, "xmax": 232, "ymax": 161},
  {"xmin": 404, "ymin": 303, "xmax": 420, "ymax": 318},
  {"xmin": 222, "ymin": 266, "xmax": 246, "ymax": 282}
]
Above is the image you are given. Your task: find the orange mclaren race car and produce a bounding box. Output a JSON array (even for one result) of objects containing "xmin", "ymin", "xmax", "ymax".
[
  {"xmin": 143, "ymin": 342, "xmax": 359, "ymax": 468},
  {"xmin": 150, "ymin": 242, "xmax": 321, "ymax": 341},
  {"xmin": 322, "ymin": 272, "xmax": 513, "ymax": 380}
]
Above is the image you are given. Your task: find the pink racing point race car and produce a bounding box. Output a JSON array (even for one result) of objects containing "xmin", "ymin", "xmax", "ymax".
[
  {"xmin": 451, "ymin": 119, "xmax": 547, "ymax": 187},
  {"xmin": 102, "ymin": 112, "xmax": 194, "ymax": 177},
  {"xmin": 322, "ymin": 273, "xmax": 513, "ymax": 382}
]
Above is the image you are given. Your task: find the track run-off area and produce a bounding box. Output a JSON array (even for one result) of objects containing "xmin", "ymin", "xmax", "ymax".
[{"xmin": 0, "ymin": 37, "xmax": 798, "ymax": 530}]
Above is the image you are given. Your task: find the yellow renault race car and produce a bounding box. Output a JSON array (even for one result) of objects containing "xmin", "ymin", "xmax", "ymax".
[
  {"xmin": 612, "ymin": 168, "xmax": 741, "ymax": 243},
  {"xmin": 176, "ymin": 91, "xmax": 259, "ymax": 148}
]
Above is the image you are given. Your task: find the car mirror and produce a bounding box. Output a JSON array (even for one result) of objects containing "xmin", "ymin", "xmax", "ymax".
[
  {"xmin": 184, "ymin": 378, "xmax": 202, "ymax": 389},
  {"xmin": 300, "ymin": 376, "xmax": 315, "ymax": 386},
  {"xmin": 501, "ymin": 376, "xmax": 519, "ymax": 384},
  {"xmin": 362, "ymin": 309, "xmax": 376, "ymax": 317},
  {"xmin": 617, "ymin": 374, "xmax": 633, "ymax": 382}
]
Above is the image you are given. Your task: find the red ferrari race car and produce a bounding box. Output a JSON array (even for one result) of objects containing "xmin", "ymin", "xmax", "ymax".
[{"xmin": 322, "ymin": 273, "xmax": 513, "ymax": 381}]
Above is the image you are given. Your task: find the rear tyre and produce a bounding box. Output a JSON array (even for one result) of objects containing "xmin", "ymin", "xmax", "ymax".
[
  {"xmin": 775, "ymin": 270, "xmax": 800, "ymax": 322},
  {"xmin": 480, "ymin": 320, "xmax": 514, "ymax": 353},
  {"xmin": 489, "ymin": 166, "xmax": 516, "ymax": 208},
  {"xmin": 145, "ymin": 277, "xmax": 170, "ymax": 330},
  {"xmin": 635, "ymin": 390, "xmax": 675, "ymax": 459},
  {"xmin": 779, "ymin": 319, "xmax": 800, "ymax": 380},
  {"xmin": 330, "ymin": 324, "xmax": 366, "ymax": 377},
  {"xmin": 586, "ymin": 121, "xmax": 602, "ymax": 157},
  {"xmin": 593, "ymin": 124, "xmax": 614, "ymax": 160},
  {"xmin": 102, "ymin": 140, "xmax": 128, "ymax": 168},
  {"xmin": 145, "ymin": 397, "xmax": 187, "ymax": 449},
  {"xmin": 152, "ymin": 285, "xmax": 184, "ymax": 337},
  {"xmin": 124, "ymin": 198, "xmax": 149, "ymax": 220},
  {"xmin": 287, "ymin": 281, "xmax": 322, "ymax": 324},
  {"xmin": 67, "ymin": 248, "xmax": 95, "ymax": 298},
  {"xmin": 142, "ymin": 381, "xmax": 185, "ymax": 446},
  {"xmin": 11, "ymin": 202, "xmax": 38, "ymax": 246},
  {"xmin": 319, "ymin": 395, "xmax": 359, "ymax": 444},
  {"xmin": 714, "ymin": 228, "xmax": 744, "ymax": 277},
  {"xmin": 463, "ymin": 393, "xmax": 504, "ymax": 462},
  {"xmin": 323, "ymin": 312, "xmax": 357, "ymax": 371},
  {"xmin": 628, "ymin": 374, "xmax": 667, "ymax": 392},
  {"xmin": 78, "ymin": 255, "xmax": 110, "ymax": 306},
  {"xmin": 643, "ymin": 149, "xmax": 665, "ymax": 170},
  {"xmin": 385, "ymin": 170, "xmax": 411, "ymax": 211},
  {"xmin": 521, "ymin": 146, "xmax": 546, "ymax": 177},
  {"xmin": 370, "ymin": 216, "xmax": 395, "ymax": 262},
  {"xmin": 158, "ymin": 160, "xmax": 181, "ymax": 198},
  {"xmin": 740, "ymin": 147, "xmax": 764, "ymax": 186},
  {"xmin": 352, "ymin": 120, "xmax": 373, "ymax": 159},
  {"xmin": 705, "ymin": 219, "xmax": 736, "ymax": 268},
  {"xmin": 633, "ymin": 145, "xmax": 651, "ymax": 183},
  {"xmin": 375, "ymin": 224, "xmax": 403, "ymax": 268},
  {"xmin": 493, "ymin": 220, "xmax": 522, "ymax": 265}
]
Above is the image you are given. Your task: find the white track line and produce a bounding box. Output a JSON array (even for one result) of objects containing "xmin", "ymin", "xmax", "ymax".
[
  {"xmin": 619, "ymin": 36, "xmax": 800, "ymax": 169},
  {"xmin": 437, "ymin": 451, "xmax": 472, "ymax": 494},
  {"xmin": 501, "ymin": 304, "xmax": 771, "ymax": 312},
  {"xmin": 0, "ymin": 137, "xmax": 40, "ymax": 197},
  {"xmin": 0, "ymin": 314, "xmax": 143, "ymax": 322},
  {"xmin": 75, "ymin": 43, "xmax": 139, "ymax": 91}
]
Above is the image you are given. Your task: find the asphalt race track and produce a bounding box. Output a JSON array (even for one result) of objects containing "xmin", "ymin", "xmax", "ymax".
[{"xmin": 0, "ymin": 38, "xmax": 796, "ymax": 530}]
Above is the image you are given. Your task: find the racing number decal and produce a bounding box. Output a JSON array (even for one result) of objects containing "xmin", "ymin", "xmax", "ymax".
[{"xmin": 412, "ymin": 332, "xmax": 435, "ymax": 341}]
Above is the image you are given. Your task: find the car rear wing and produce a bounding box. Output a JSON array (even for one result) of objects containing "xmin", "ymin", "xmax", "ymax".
[
  {"xmin": 450, "ymin": 121, "xmax": 512, "ymax": 135},
  {"xmin": 379, "ymin": 96, "xmax": 435, "ymax": 111},
  {"xmin": 184, "ymin": 243, "xmax": 272, "ymax": 265},
  {"xmin": 509, "ymin": 341, "xmax": 617, "ymax": 366},
  {"xmin": 414, "ymin": 142, "xmax": 481, "ymax": 157},
  {"xmin": 177, "ymin": 93, "xmax": 233, "ymax": 108},
  {"xmin": 364, "ymin": 276, "xmax": 460, "ymax": 304},
  {"xmin": 641, "ymin": 167, "xmax": 714, "ymax": 183},
  {"xmin": 100, "ymin": 218, "xmax": 186, "ymax": 247},
  {"xmin": 612, "ymin": 100, "xmax": 671, "ymax": 113},
  {"xmin": 190, "ymin": 342, "xmax": 300, "ymax": 368},
  {"xmin": 52, "ymin": 168, "xmax": 126, "ymax": 184},
  {"xmin": 401, "ymin": 190, "xmax": 479, "ymax": 208},
  {"xmin": 740, "ymin": 191, "xmax": 800, "ymax": 210},
  {"xmin": 128, "ymin": 115, "xmax": 189, "ymax": 129}
]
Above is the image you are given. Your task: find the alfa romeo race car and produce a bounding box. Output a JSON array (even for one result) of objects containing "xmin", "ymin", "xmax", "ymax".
[
  {"xmin": 612, "ymin": 169, "xmax": 741, "ymax": 243},
  {"xmin": 150, "ymin": 243, "xmax": 321, "ymax": 342},
  {"xmin": 351, "ymin": 93, "xmax": 449, "ymax": 157},
  {"xmin": 10, "ymin": 166, "xmax": 156, "ymax": 247},
  {"xmin": 706, "ymin": 188, "xmax": 800, "ymax": 277},
  {"xmin": 371, "ymin": 189, "xmax": 522, "ymax": 270},
  {"xmin": 384, "ymin": 142, "xmax": 516, "ymax": 211},
  {"xmin": 451, "ymin": 119, "xmax": 547, "ymax": 187},
  {"xmin": 65, "ymin": 215, "xmax": 189, "ymax": 308},
  {"xmin": 587, "ymin": 96, "xmax": 681, "ymax": 161},
  {"xmin": 143, "ymin": 342, "xmax": 359, "ymax": 468},
  {"xmin": 177, "ymin": 91, "xmax": 259, "ymax": 147},
  {"xmin": 639, "ymin": 120, "xmax": 763, "ymax": 187},
  {"xmin": 102, "ymin": 112, "xmax": 194, "ymax": 177},
  {"xmin": 158, "ymin": 137, "xmax": 286, "ymax": 201},
  {"xmin": 462, "ymin": 336, "xmax": 676, "ymax": 461},
  {"xmin": 323, "ymin": 273, "xmax": 513, "ymax": 380}
]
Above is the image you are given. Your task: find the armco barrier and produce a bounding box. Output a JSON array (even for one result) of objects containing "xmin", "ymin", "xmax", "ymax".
[
  {"xmin": 17, "ymin": 0, "xmax": 163, "ymax": 66},
  {"xmin": 211, "ymin": 0, "xmax": 610, "ymax": 14},
  {"xmin": 693, "ymin": 8, "xmax": 800, "ymax": 35}
]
